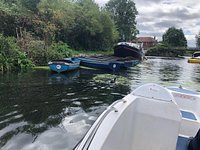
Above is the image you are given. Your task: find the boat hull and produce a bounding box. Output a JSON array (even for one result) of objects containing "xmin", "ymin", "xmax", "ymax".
[
  {"xmin": 114, "ymin": 44, "xmax": 144, "ymax": 60},
  {"xmin": 79, "ymin": 57, "xmax": 140, "ymax": 71},
  {"xmin": 79, "ymin": 58, "xmax": 121, "ymax": 71},
  {"xmin": 48, "ymin": 58, "xmax": 80, "ymax": 73},
  {"xmin": 75, "ymin": 83, "xmax": 200, "ymax": 150},
  {"xmin": 188, "ymin": 58, "xmax": 200, "ymax": 63}
]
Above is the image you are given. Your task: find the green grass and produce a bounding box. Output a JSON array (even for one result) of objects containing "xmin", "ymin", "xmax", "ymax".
[{"xmin": 33, "ymin": 66, "xmax": 49, "ymax": 70}]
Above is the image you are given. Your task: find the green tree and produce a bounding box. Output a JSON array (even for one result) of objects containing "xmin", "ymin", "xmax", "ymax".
[
  {"xmin": 195, "ymin": 31, "xmax": 200, "ymax": 49},
  {"xmin": 163, "ymin": 27, "xmax": 187, "ymax": 47},
  {"xmin": 146, "ymin": 43, "xmax": 186, "ymax": 57},
  {"xmin": 66, "ymin": 0, "xmax": 118, "ymax": 51},
  {"xmin": 106, "ymin": 0, "xmax": 138, "ymax": 41},
  {"xmin": 0, "ymin": 0, "xmax": 119, "ymax": 67},
  {"xmin": 20, "ymin": 0, "xmax": 40, "ymax": 13}
]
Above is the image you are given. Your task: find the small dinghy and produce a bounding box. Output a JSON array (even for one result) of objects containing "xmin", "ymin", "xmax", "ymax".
[
  {"xmin": 74, "ymin": 83, "xmax": 200, "ymax": 150},
  {"xmin": 48, "ymin": 58, "xmax": 80, "ymax": 73},
  {"xmin": 188, "ymin": 51, "xmax": 200, "ymax": 63}
]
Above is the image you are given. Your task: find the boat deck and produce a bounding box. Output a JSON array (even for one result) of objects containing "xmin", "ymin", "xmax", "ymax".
[
  {"xmin": 84, "ymin": 55, "xmax": 137, "ymax": 62},
  {"xmin": 168, "ymin": 87, "xmax": 200, "ymax": 95}
]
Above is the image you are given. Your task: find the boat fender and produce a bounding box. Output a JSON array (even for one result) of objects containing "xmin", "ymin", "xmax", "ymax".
[
  {"xmin": 113, "ymin": 64, "xmax": 117, "ymax": 69},
  {"xmin": 188, "ymin": 129, "xmax": 200, "ymax": 150},
  {"xmin": 109, "ymin": 63, "xmax": 120, "ymax": 71},
  {"xmin": 56, "ymin": 65, "xmax": 61, "ymax": 70}
]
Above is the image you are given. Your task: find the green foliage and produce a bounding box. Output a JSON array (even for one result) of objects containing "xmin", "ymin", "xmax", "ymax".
[
  {"xmin": 146, "ymin": 43, "xmax": 186, "ymax": 57},
  {"xmin": 0, "ymin": 0, "xmax": 119, "ymax": 51},
  {"xmin": 27, "ymin": 40, "xmax": 46, "ymax": 65},
  {"xmin": 47, "ymin": 42, "xmax": 74, "ymax": 62},
  {"xmin": 93, "ymin": 74, "xmax": 128, "ymax": 85},
  {"xmin": 163, "ymin": 27, "xmax": 187, "ymax": 47},
  {"xmin": 27, "ymin": 40, "xmax": 74, "ymax": 65},
  {"xmin": 0, "ymin": 34, "xmax": 33, "ymax": 72},
  {"xmin": 195, "ymin": 31, "xmax": 200, "ymax": 49},
  {"xmin": 20, "ymin": 0, "xmax": 40, "ymax": 13},
  {"xmin": 65, "ymin": 0, "xmax": 118, "ymax": 51},
  {"xmin": 0, "ymin": 0, "xmax": 120, "ymax": 68},
  {"xmin": 106, "ymin": 0, "xmax": 138, "ymax": 41}
]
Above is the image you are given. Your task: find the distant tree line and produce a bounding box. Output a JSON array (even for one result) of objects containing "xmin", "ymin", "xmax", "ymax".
[
  {"xmin": 0, "ymin": 0, "xmax": 138, "ymax": 71},
  {"xmin": 146, "ymin": 27, "xmax": 188, "ymax": 57}
]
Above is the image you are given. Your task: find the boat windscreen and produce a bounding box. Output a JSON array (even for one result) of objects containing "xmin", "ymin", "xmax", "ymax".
[{"xmin": 193, "ymin": 52, "xmax": 200, "ymax": 58}]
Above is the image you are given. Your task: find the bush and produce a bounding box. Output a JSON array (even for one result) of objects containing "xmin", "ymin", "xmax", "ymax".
[
  {"xmin": 146, "ymin": 43, "xmax": 186, "ymax": 57},
  {"xmin": 27, "ymin": 40, "xmax": 75, "ymax": 65},
  {"xmin": 0, "ymin": 34, "xmax": 33, "ymax": 72},
  {"xmin": 47, "ymin": 42, "xmax": 74, "ymax": 62},
  {"xmin": 27, "ymin": 40, "xmax": 47, "ymax": 65}
]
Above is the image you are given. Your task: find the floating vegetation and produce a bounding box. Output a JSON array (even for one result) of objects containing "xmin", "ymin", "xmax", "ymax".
[
  {"xmin": 92, "ymin": 74, "xmax": 128, "ymax": 85},
  {"xmin": 33, "ymin": 66, "xmax": 49, "ymax": 70}
]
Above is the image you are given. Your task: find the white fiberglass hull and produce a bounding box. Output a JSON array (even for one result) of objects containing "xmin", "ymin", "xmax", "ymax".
[{"xmin": 75, "ymin": 84, "xmax": 200, "ymax": 150}]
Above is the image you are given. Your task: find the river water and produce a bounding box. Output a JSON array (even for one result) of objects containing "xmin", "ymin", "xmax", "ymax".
[{"xmin": 0, "ymin": 57, "xmax": 200, "ymax": 150}]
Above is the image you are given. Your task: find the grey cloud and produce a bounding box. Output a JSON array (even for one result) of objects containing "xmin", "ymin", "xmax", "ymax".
[
  {"xmin": 153, "ymin": 7, "xmax": 199, "ymax": 20},
  {"xmin": 137, "ymin": 23, "xmax": 156, "ymax": 31},
  {"xmin": 137, "ymin": 16, "xmax": 155, "ymax": 23},
  {"xmin": 135, "ymin": 0, "xmax": 163, "ymax": 5},
  {"xmin": 154, "ymin": 20, "xmax": 182, "ymax": 28}
]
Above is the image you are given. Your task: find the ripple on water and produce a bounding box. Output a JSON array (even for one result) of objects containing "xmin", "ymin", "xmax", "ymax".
[
  {"xmin": 1, "ymin": 111, "xmax": 18, "ymax": 118},
  {"xmin": 1, "ymin": 58, "xmax": 200, "ymax": 149},
  {"xmin": 66, "ymin": 93, "xmax": 76, "ymax": 96},
  {"xmin": 0, "ymin": 122, "xmax": 28, "ymax": 138},
  {"xmin": 0, "ymin": 112, "xmax": 23, "ymax": 126},
  {"xmin": 72, "ymin": 101, "xmax": 81, "ymax": 106},
  {"xmin": 11, "ymin": 113, "xmax": 93, "ymax": 150}
]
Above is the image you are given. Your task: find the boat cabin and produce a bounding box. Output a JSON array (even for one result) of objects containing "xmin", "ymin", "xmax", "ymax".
[{"xmin": 192, "ymin": 51, "xmax": 200, "ymax": 58}]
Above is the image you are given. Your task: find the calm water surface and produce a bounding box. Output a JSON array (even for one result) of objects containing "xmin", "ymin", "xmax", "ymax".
[{"xmin": 0, "ymin": 57, "xmax": 200, "ymax": 150}]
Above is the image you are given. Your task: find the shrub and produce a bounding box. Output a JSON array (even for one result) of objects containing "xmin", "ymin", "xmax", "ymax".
[
  {"xmin": 146, "ymin": 43, "xmax": 186, "ymax": 57},
  {"xmin": 47, "ymin": 42, "xmax": 74, "ymax": 62},
  {"xmin": 27, "ymin": 40, "xmax": 47, "ymax": 65},
  {"xmin": 27, "ymin": 40, "xmax": 75, "ymax": 65},
  {"xmin": 0, "ymin": 34, "xmax": 33, "ymax": 72}
]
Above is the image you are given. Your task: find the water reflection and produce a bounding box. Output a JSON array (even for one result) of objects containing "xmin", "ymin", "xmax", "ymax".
[
  {"xmin": 1, "ymin": 58, "xmax": 200, "ymax": 149},
  {"xmin": 0, "ymin": 68, "xmax": 129, "ymax": 149},
  {"xmin": 159, "ymin": 64, "xmax": 181, "ymax": 81},
  {"xmin": 192, "ymin": 65, "xmax": 200, "ymax": 83},
  {"xmin": 49, "ymin": 70, "xmax": 80, "ymax": 85}
]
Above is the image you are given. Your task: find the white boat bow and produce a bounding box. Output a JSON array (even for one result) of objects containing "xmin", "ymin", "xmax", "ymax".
[{"xmin": 74, "ymin": 83, "xmax": 200, "ymax": 150}]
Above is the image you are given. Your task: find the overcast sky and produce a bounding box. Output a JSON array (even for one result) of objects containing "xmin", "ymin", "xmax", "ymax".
[{"xmin": 95, "ymin": 0, "xmax": 200, "ymax": 47}]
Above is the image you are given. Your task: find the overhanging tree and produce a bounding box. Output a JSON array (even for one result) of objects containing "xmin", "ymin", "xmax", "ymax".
[
  {"xmin": 106, "ymin": 0, "xmax": 138, "ymax": 41},
  {"xmin": 162, "ymin": 27, "xmax": 187, "ymax": 47}
]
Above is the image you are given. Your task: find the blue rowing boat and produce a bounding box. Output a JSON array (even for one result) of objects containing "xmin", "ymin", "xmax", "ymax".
[
  {"xmin": 48, "ymin": 58, "xmax": 80, "ymax": 73},
  {"xmin": 78, "ymin": 56, "xmax": 140, "ymax": 71}
]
